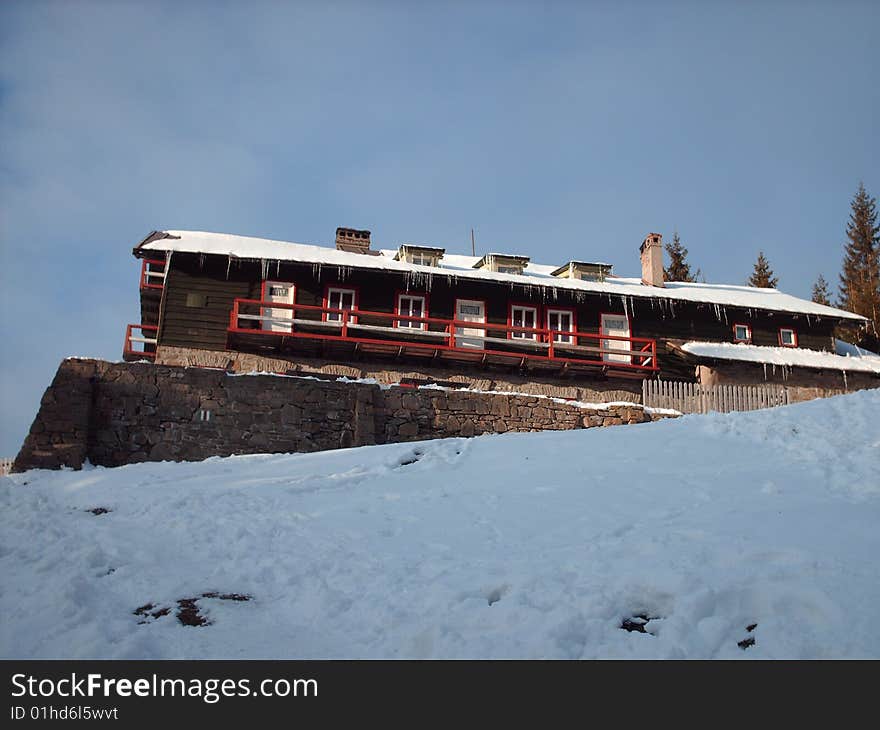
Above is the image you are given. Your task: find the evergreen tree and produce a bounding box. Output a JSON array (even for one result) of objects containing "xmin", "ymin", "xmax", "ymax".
[
  {"xmin": 811, "ymin": 274, "xmax": 831, "ymax": 306},
  {"xmin": 663, "ymin": 231, "xmax": 701, "ymax": 282},
  {"xmin": 747, "ymin": 251, "xmax": 778, "ymax": 288},
  {"xmin": 838, "ymin": 182, "xmax": 880, "ymax": 336}
]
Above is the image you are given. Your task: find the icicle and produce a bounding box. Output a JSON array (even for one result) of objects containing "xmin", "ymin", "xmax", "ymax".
[
  {"xmin": 260, "ymin": 258, "xmax": 268, "ymax": 279},
  {"xmin": 762, "ymin": 363, "xmax": 768, "ymax": 381},
  {"xmin": 226, "ymin": 256, "xmax": 232, "ymax": 280},
  {"xmin": 276, "ymin": 260, "xmax": 280, "ymax": 277},
  {"xmin": 842, "ymin": 370, "xmax": 848, "ymax": 391}
]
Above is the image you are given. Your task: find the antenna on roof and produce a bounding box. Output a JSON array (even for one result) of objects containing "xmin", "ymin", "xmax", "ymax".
[{"xmin": 470, "ymin": 228, "xmax": 476, "ymax": 257}]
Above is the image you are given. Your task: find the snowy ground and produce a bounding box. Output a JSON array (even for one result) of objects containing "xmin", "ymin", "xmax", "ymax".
[{"xmin": 1, "ymin": 389, "xmax": 878, "ymax": 659}]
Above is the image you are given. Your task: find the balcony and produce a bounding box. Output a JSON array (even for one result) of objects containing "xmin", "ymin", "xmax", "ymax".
[
  {"xmin": 139, "ymin": 258, "xmax": 167, "ymax": 293},
  {"xmin": 122, "ymin": 324, "xmax": 158, "ymax": 361},
  {"xmin": 226, "ymin": 299, "xmax": 658, "ymax": 377}
]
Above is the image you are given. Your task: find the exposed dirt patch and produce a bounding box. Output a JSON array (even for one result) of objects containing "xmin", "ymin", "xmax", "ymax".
[
  {"xmin": 87, "ymin": 507, "xmax": 111, "ymax": 515},
  {"xmin": 135, "ymin": 593, "xmax": 252, "ymax": 627},
  {"xmin": 738, "ymin": 622, "xmax": 758, "ymax": 649},
  {"xmin": 176, "ymin": 598, "xmax": 208, "ymax": 627},
  {"xmin": 134, "ymin": 603, "xmax": 171, "ymax": 624},
  {"xmin": 620, "ymin": 614, "xmax": 660, "ymax": 634}
]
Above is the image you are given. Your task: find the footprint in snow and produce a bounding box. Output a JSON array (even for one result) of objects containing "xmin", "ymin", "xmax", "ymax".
[
  {"xmin": 396, "ymin": 449, "xmax": 424, "ymax": 467},
  {"xmin": 486, "ymin": 585, "xmax": 509, "ymax": 606}
]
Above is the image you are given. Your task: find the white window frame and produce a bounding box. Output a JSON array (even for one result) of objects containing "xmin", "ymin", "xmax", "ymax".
[
  {"xmin": 326, "ymin": 287, "xmax": 357, "ymax": 323},
  {"xmin": 546, "ymin": 308, "xmax": 575, "ymax": 344},
  {"xmin": 510, "ymin": 304, "xmax": 538, "ymax": 340},
  {"xmin": 397, "ymin": 294, "xmax": 427, "ymax": 330},
  {"xmin": 779, "ymin": 328, "xmax": 798, "ymax": 347},
  {"xmin": 733, "ymin": 323, "xmax": 752, "ymax": 343},
  {"xmin": 409, "ymin": 252, "xmax": 435, "ymax": 267}
]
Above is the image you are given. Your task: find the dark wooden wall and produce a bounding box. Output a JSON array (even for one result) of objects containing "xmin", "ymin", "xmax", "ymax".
[{"xmin": 154, "ymin": 253, "xmax": 839, "ymax": 375}]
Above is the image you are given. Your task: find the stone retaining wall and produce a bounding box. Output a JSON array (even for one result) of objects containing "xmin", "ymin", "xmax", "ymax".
[
  {"xmin": 155, "ymin": 345, "xmax": 643, "ymax": 403},
  {"xmin": 12, "ymin": 359, "xmax": 673, "ymax": 472}
]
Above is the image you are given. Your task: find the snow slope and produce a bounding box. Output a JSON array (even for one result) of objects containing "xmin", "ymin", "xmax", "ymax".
[{"xmin": 1, "ymin": 390, "xmax": 878, "ymax": 659}]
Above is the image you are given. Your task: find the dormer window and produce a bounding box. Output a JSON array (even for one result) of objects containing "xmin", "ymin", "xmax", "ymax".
[
  {"xmin": 394, "ymin": 244, "xmax": 445, "ymax": 267},
  {"xmin": 473, "ymin": 253, "xmax": 530, "ymax": 275},
  {"xmin": 410, "ymin": 252, "xmax": 434, "ymax": 266},
  {"xmin": 550, "ymin": 261, "xmax": 613, "ymax": 282}
]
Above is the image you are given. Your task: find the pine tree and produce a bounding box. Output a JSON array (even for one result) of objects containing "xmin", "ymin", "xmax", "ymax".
[
  {"xmin": 747, "ymin": 251, "xmax": 778, "ymax": 288},
  {"xmin": 811, "ymin": 274, "xmax": 831, "ymax": 306},
  {"xmin": 838, "ymin": 182, "xmax": 880, "ymax": 337},
  {"xmin": 663, "ymin": 231, "xmax": 701, "ymax": 282}
]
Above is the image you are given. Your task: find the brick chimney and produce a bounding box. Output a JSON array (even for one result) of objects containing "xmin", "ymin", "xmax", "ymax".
[
  {"xmin": 335, "ymin": 227, "xmax": 372, "ymax": 254},
  {"xmin": 640, "ymin": 233, "xmax": 664, "ymax": 287}
]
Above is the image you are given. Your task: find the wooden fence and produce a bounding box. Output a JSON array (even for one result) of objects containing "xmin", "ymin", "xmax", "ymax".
[{"xmin": 642, "ymin": 379, "xmax": 789, "ymax": 414}]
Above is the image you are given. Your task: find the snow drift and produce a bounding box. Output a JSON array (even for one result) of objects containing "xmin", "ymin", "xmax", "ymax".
[{"xmin": 1, "ymin": 389, "xmax": 878, "ymax": 659}]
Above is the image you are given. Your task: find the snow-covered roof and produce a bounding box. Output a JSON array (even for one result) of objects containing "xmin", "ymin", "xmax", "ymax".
[
  {"xmin": 137, "ymin": 230, "xmax": 866, "ymax": 322},
  {"xmin": 680, "ymin": 341, "xmax": 880, "ymax": 374},
  {"xmin": 835, "ymin": 338, "xmax": 879, "ymax": 358}
]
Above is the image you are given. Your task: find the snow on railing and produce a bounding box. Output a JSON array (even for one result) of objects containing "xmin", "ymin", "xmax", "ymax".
[{"xmin": 227, "ymin": 298, "xmax": 659, "ymax": 373}]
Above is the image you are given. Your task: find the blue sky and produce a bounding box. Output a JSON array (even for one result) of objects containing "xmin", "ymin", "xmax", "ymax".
[{"xmin": 1, "ymin": 0, "xmax": 878, "ymax": 455}]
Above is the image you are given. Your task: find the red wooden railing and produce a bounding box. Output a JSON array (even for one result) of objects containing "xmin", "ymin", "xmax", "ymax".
[
  {"xmin": 123, "ymin": 324, "xmax": 159, "ymax": 360},
  {"xmin": 227, "ymin": 299, "xmax": 659, "ymax": 373},
  {"xmin": 140, "ymin": 258, "xmax": 166, "ymax": 291}
]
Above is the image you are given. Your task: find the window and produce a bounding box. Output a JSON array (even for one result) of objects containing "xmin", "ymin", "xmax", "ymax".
[
  {"xmin": 268, "ymin": 285, "xmax": 289, "ymax": 297},
  {"xmin": 397, "ymin": 293, "xmax": 427, "ymax": 330},
  {"xmin": 546, "ymin": 308, "xmax": 575, "ymax": 344},
  {"xmin": 497, "ymin": 265, "xmax": 523, "ymax": 275},
  {"xmin": 325, "ymin": 287, "xmax": 357, "ymax": 323},
  {"xmin": 510, "ymin": 304, "xmax": 538, "ymax": 340},
  {"xmin": 779, "ymin": 328, "xmax": 798, "ymax": 347},
  {"xmin": 395, "ymin": 246, "xmax": 445, "ymax": 266},
  {"xmin": 185, "ymin": 292, "xmax": 208, "ymax": 308},
  {"xmin": 733, "ymin": 323, "xmax": 752, "ymax": 343}
]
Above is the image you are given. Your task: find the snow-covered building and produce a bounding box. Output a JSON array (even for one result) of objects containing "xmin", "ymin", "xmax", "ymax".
[{"xmin": 127, "ymin": 227, "xmax": 878, "ymax": 393}]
